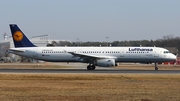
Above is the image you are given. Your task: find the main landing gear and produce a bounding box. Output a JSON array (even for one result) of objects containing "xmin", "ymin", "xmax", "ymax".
[
  {"xmin": 87, "ymin": 64, "xmax": 96, "ymax": 70},
  {"xmin": 155, "ymin": 63, "xmax": 158, "ymax": 71}
]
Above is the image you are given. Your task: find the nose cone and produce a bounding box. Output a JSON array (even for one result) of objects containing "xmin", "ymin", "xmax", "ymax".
[{"xmin": 170, "ymin": 54, "xmax": 177, "ymax": 61}]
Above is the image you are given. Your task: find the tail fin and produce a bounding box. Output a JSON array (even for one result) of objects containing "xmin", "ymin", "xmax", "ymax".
[{"xmin": 9, "ymin": 24, "xmax": 36, "ymax": 48}]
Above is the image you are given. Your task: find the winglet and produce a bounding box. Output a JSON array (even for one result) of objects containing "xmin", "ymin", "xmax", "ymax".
[{"xmin": 9, "ymin": 24, "xmax": 36, "ymax": 48}]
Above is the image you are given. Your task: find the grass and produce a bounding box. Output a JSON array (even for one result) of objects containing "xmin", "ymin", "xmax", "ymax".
[
  {"xmin": 0, "ymin": 74, "xmax": 180, "ymax": 101},
  {"xmin": 0, "ymin": 63, "xmax": 71, "ymax": 69}
]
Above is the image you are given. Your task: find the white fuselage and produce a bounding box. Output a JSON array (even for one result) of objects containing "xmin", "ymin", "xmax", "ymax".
[{"xmin": 8, "ymin": 47, "xmax": 176, "ymax": 63}]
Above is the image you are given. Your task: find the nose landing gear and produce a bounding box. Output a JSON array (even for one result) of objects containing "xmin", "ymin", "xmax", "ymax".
[{"xmin": 155, "ymin": 63, "xmax": 158, "ymax": 71}]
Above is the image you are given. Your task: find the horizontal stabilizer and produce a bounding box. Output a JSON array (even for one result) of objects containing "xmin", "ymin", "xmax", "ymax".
[{"xmin": 7, "ymin": 48, "xmax": 25, "ymax": 53}]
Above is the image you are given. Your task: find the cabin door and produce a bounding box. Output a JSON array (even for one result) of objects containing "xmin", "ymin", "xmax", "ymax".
[
  {"xmin": 33, "ymin": 48, "xmax": 38, "ymax": 57},
  {"xmin": 120, "ymin": 51, "xmax": 124, "ymax": 57},
  {"xmin": 154, "ymin": 49, "xmax": 159, "ymax": 57}
]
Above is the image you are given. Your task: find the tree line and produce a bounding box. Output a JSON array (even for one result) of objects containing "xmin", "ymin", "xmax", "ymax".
[{"xmin": 47, "ymin": 35, "xmax": 180, "ymax": 54}]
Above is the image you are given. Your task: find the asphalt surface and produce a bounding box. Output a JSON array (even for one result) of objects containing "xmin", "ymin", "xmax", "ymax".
[
  {"xmin": 0, "ymin": 63, "xmax": 180, "ymax": 74},
  {"xmin": 0, "ymin": 68, "xmax": 180, "ymax": 74}
]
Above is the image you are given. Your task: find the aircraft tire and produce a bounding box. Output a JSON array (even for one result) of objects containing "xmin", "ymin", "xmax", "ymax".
[
  {"xmin": 87, "ymin": 65, "xmax": 92, "ymax": 70},
  {"xmin": 92, "ymin": 65, "xmax": 96, "ymax": 70},
  {"xmin": 155, "ymin": 67, "xmax": 158, "ymax": 71}
]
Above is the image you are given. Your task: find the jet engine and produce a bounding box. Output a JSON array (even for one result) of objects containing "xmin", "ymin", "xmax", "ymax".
[{"xmin": 95, "ymin": 58, "xmax": 115, "ymax": 67}]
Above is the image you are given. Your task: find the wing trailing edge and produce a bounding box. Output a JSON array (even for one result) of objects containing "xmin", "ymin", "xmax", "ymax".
[{"xmin": 65, "ymin": 50, "xmax": 117, "ymax": 59}]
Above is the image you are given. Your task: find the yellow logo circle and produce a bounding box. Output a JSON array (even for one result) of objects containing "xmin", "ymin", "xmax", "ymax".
[{"xmin": 13, "ymin": 31, "xmax": 23, "ymax": 41}]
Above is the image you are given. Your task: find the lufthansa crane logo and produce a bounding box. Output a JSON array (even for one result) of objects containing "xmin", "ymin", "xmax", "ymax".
[{"xmin": 13, "ymin": 31, "xmax": 23, "ymax": 41}]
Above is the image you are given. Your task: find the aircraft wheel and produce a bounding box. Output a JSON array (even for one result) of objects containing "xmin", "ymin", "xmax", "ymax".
[
  {"xmin": 154, "ymin": 63, "xmax": 158, "ymax": 71},
  {"xmin": 87, "ymin": 65, "xmax": 92, "ymax": 70},
  {"xmin": 92, "ymin": 65, "xmax": 96, "ymax": 70},
  {"xmin": 155, "ymin": 67, "xmax": 158, "ymax": 71}
]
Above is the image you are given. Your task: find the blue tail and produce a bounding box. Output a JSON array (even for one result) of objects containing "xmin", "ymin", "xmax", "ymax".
[{"xmin": 9, "ymin": 24, "xmax": 36, "ymax": 48}]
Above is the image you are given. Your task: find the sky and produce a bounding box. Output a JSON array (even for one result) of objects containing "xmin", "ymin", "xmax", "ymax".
[{"xmin": 0, "ymin": 0, "xmax": 180, "ymax": 42}]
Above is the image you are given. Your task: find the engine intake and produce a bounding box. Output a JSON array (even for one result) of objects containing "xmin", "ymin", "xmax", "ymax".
[{"xmin": 95, "ymin": 58, "xmax": 115, "ymax": 67}]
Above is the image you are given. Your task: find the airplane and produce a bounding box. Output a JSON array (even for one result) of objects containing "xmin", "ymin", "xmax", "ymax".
[{"xmin": 7, "ymin": 24, "xmax": 177, "ymax": 70}]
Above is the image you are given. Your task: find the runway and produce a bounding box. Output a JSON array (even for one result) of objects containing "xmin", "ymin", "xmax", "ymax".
[
  {"xmin": 0, "ymin": 63, "xmax": 180, "ymax": 74},
  {"xmin": 0, "ymin": 68, "xmax": 180, "ymax": 74}
]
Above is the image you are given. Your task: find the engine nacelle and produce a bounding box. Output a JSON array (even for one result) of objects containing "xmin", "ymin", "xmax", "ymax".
[{"xmin": 95, "ymin": 58, "xmax": 115, "ymax": 67}]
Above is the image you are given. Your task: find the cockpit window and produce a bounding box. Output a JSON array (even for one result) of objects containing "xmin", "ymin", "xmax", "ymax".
[{"xmin": 164, "ymin": 51, "xmax": 169, "ymax": 54}]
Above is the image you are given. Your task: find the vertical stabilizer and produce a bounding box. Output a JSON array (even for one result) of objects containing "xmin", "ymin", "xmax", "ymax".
[{"xmin": 9, "ymin": 24, "xmax": 36, "ymax": 48}]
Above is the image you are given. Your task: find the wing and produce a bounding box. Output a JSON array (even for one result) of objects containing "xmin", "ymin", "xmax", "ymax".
[{"xmin": 65, "ymin": 50, "xmax": 117, "ymax": 60}]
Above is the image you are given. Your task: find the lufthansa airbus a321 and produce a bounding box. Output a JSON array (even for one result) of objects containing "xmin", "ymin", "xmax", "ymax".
[{"xmin": 7, "ymin": 24, "xmax": 176, "ymax": 70}]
